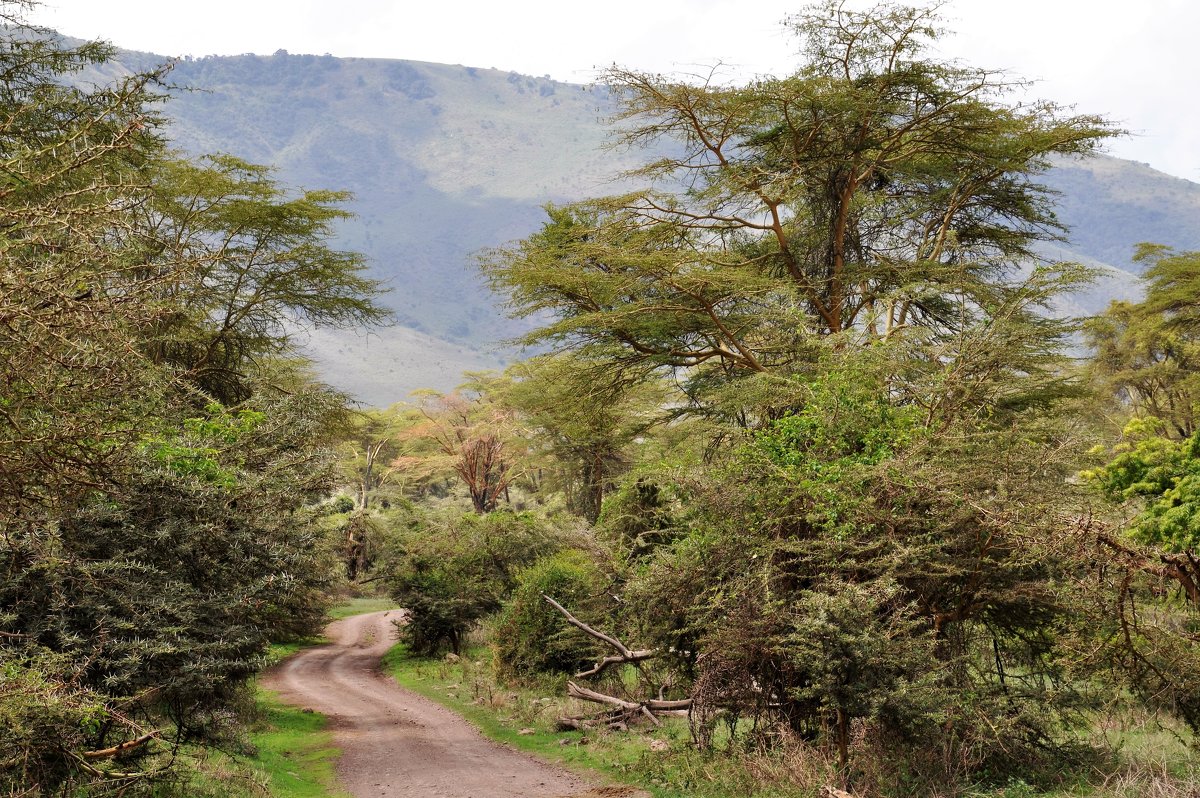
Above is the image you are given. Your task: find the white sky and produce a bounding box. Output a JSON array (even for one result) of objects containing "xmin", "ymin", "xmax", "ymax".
[{"xmin": 24, "ymin": 0, "xmax": 1200, "ymax": 181}]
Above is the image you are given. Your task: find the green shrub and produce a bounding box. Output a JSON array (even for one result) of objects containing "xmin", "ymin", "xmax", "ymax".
[
  {"xmin": 492, "ymin": 550, "xmax": 608, "ymax": 678},
  {"xmin": 596, "ymin": 478, "xmax": 681, "ymax": 561},
  {"xmin": 384, "ymin": 509, "xmax": 569, "ymax": 655}
]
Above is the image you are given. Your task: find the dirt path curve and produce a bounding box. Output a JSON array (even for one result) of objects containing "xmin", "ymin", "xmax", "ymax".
[{"xmin": 261, "ymin": 610, "xmax": 608, "ymax": 798}]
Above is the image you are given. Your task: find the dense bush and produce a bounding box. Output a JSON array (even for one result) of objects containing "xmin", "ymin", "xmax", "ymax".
[
  {"xmin": 492, "ymin": 550, "xmax": 608, "ymax": 678},
  {"xmin": 383, "ymin": 510, "xmax": 570, "ymax": 655},
  {"xmin": 3, "ymin": 390, "xmax": 343, "ymax": 736},
  {"xmin": 615, "ymin": 364, "xmax": 1107, "ymax": 786}
]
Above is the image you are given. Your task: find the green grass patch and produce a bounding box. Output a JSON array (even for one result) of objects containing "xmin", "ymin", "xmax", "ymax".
[
  {"xmin": 264, "ymin": 639, "xmax": 320, "ymax": 667},
  {"xmin": 149, "ymin": 694, "xmax": 347, "ymax": 798},
  {"xmin": 143, "ymin": 745, "xmax": 266, "ymax": 798},
  {"xmin": 327, "ymin": 596, "xmax": 400, "ymax": 620},
  {"xmin": 248, "ymin": 692, "xmax": 348, "ymax": 798}
]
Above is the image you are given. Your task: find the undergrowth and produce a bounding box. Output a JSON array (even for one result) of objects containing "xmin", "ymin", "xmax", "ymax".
[{"xmin": 381, "ymin": 642, "xmax": 1200, "ymax": 798}]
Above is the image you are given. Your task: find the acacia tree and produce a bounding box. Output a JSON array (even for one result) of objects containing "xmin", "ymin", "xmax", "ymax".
[
  {"xmin": 480, "ymin": 4, "xmax": 1196, "ymax": 789},
  {"xmin": 333, "ymin": 405, "xmax": 420, "ymax": 580},
  {"xmin": 0, "ymin": 17, "xmax": 176, "ymax": 793},
  {"xmin": 499, "ymin": 354, "xmax": 664, "ymax": 522},
  {"xmin": 482, "ymin": 1, "xmax": 1116, "ymax": 410},
  {"xmin": 1086, "ymin": 246, "xmax": 1200, "ymax": 441},
  {"xmin": 0, "ymin": 28, "xmax": 168, "ymax": 519},
  {"xmin": 135, "ymin": 154, "xmax": 390, "ymax": 404},
  {"xmin": 0, "ymin": 10, "xmax": 385, "ymax": 792},
  {"xmin": 407, "ymin": 383, "xmax": 526, "ymax": 513},
  {"xmin": 340, "ymin": 405, "xmax": 416, "ymax": 510}
]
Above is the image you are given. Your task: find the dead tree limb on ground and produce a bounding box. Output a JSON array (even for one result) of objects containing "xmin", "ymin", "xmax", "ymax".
[{"xmin": 542, "ymin": 593, "xmax": 692, "ymax": 729}]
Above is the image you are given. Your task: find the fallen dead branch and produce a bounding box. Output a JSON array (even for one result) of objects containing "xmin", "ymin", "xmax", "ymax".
[{"xmin": 543, "ymin": 594, "xmax": 692, "ymax": 730}]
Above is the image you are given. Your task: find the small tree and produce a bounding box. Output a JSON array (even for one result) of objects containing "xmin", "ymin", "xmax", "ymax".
[
  {"xmin": 500, "ymin": 354, "xmax": 664, "ymax": 522},
  {"xmin": 407, "ymin": 383, "xmax": 525, "ymax": 513},
  {"xmin": 1086, "ymin": 246, "xmax": 1200, "ymax": 441}
]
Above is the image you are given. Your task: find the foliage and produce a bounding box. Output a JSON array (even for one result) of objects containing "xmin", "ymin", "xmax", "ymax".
[
  {"xmin": 338, "ymin": 405, "xmax": 418, "ymax": 510},
  {"xmin": 1084, "ymin": 419, "xmax": 1200, "ymax": 550},
  {"xmin": 0, "ymin": 21, "xmax": 167, "ymax": 520},
  {"xmin": 384, "ymin": 639, "xmax": 1200, "ymax": 798},
  {"xmin": 492, "ymin": 550, "xmax": 608, "ymax": 678},
  {"xmin": 615, "ymin": 342, "xmax": 1104, "ymax": 786},
  {"xmin": 597, "ymin": 477, "xmax": 683, "ymax": 562},
  {"xmin": 1085, "ymin": 247, "xmax": 1200, "ymax": 441},
  {"xmin": 470, "ymin": 7, "xmax": 1184, "ymax": 792},
  {"xmin": 0, "ymin": 10, "xmax": 382, "ymax": 794},
  {"xmin": 1080, "ymin": 249, "xmax": 1200, "ymax": 757},
  {"xmin": 331, "ymin": 404, "xmax": 424, "ymax": 579},
  {"xmin": 499, "ymin": 354, "xmax": 665, "ymax": 522},
  {"xmin": 481, "ymin": 1, "xmax": 1117, "ymax": 414},
  {"xmin": 382, "ymin": 509, "xmax": 571, "ymax": 655},
  {"xmin": 2, "ymin": 386, "xmax": 344, "ymax": 745},
  {"xmin": 1086, "ymin": 249, "xmax": 1200, "ymax": 547}
]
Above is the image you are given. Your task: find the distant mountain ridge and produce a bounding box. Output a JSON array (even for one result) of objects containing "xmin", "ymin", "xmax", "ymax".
[{"xmin": 81, "ymin": 43, "xmax": 1200, "ymax": 406}]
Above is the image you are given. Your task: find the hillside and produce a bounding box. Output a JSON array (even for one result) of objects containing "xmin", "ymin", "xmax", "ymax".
[
  {"xmin": 92, "ymin": 46, "xmax": 1200, "ymax": 406},
  {"xmin": 1044, "ymin": 154, "xmax": 1200, "ymax": 269}
]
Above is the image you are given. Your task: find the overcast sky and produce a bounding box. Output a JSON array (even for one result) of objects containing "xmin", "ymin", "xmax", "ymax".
[{"xmin": 24, "ymin": 0, "xmax": 1199, "ymax": 182}]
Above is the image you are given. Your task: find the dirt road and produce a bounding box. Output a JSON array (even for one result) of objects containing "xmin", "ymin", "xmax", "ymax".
[{"xmin": 261, "ymin": 610, "xmax": 603, "ymax": 798}]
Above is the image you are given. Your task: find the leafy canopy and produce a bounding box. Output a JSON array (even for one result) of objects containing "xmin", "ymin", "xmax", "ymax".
[{"xmin": 482, "ymin": 1, "xmax": 1117, "ymax": 413}]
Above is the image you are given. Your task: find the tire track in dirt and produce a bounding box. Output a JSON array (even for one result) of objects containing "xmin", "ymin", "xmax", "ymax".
[{"xmin": 262, "ymin": 610, "xmax": 626, "ymax": 798}]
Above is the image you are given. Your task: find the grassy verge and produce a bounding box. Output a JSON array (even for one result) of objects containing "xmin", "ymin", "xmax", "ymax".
[
  {"xmin": 380, "ymin": 643, "xmax": 834, "ymax": 798},
  {"xmin": 175, "ymin": 692, "xmax": 347, "ymax": 798},
  {"xmin": 381, "ymin": 643, "xmax": 1200, "ymax": 798},
  {"xmin": 246, "ymin": 692, "xmax": 349, "ymax": 798}
]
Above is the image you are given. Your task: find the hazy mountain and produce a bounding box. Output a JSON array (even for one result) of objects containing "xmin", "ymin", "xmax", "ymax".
[
  {"xmin": 1044, "ymin": 154, "xmax": 1200, "ymax": 270},
  {"xmin": 88, "ymin": 46, "xmax": 1200, "ymax": 406}
]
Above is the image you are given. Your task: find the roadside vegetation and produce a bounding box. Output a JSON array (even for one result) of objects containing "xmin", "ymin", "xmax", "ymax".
[
  {"xmin": 6, "ymin": 0, "xmax": 1200, "ymax": 797},
  {"xmin": 0, "ymin": 0, "xmax": 392, "ymax": 790},
  {"xmin": 384, "ymin": 642, "xmax": 1200, "ymax": 798},
  {"xmin": 343, "ymin": 4, "xmax": 1200, "ymax": 796}
]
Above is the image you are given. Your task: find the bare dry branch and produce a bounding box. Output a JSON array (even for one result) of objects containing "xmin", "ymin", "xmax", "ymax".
[
  {"xmin": 80, "ymin": 731, "xmax": 159, "ymax": 760},
  {"xmin": 542, "ymin": 593, "xmax": 638, "ymax": 658}
]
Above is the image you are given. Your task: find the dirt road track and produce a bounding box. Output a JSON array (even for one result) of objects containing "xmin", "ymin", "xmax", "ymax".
[{"xmin": 262, "ymin": 610, "xmax": 614, "ymax": 798}]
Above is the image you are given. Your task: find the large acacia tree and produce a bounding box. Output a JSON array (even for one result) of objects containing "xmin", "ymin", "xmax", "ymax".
[
  {"xmin": 483, "ymin": 1, "xmax": 1116, "ymax": 406},
  {"xmin": 479, "ymin": 5, "xmax": 1200, "ymax": 790}
]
